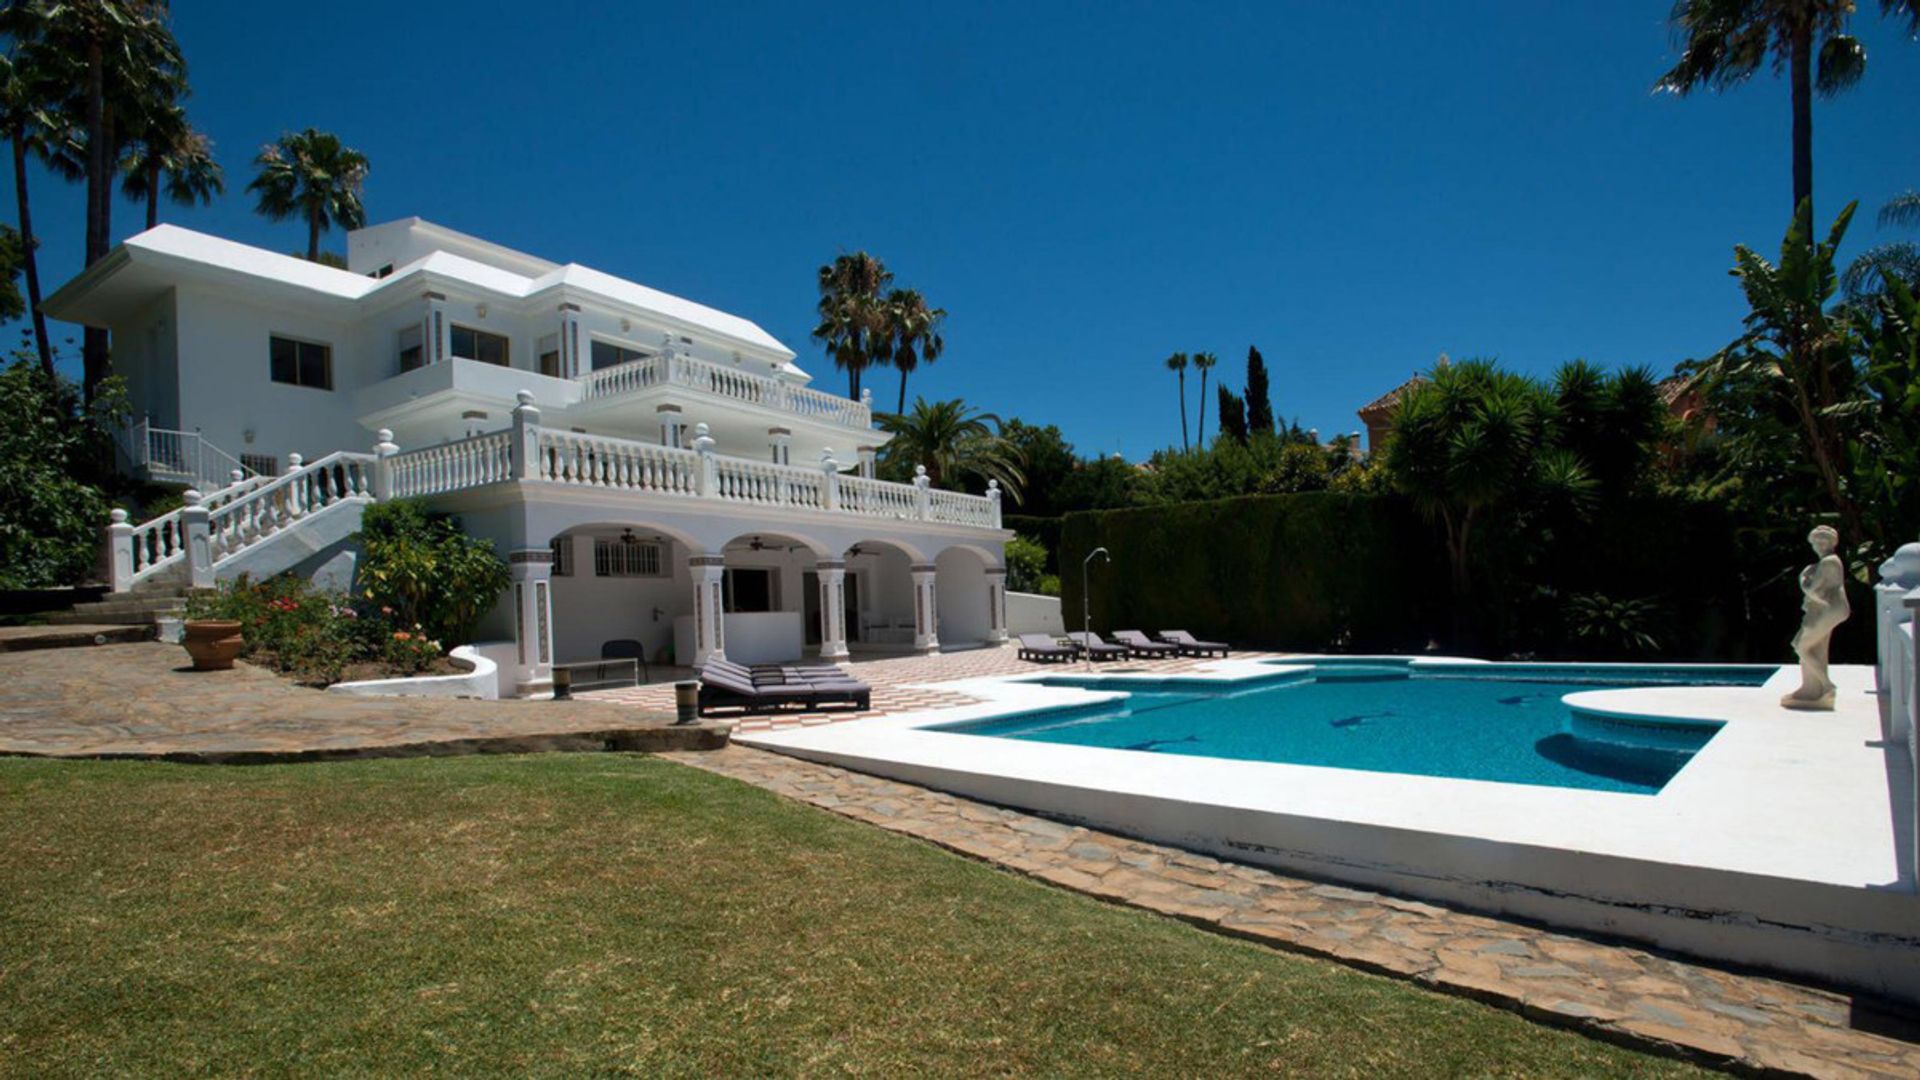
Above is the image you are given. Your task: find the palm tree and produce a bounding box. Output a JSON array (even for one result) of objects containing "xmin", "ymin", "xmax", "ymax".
[
  {"xmin": 246, "ymin": 128, "xmax": 370, "ymax": 262},
  {"xmin": 1163, "ymin": 351, "xmax": 1190, "ymax": 450},
  {"xmin": 1192, "ymin": 351, "xmax": 1218, "ymax": 444},
  {"xmin": 880, "ymin": 287, "xmax": 945, "ymax": 415},
  {"xmin": 877, "ymin": 397, "xmax": 1026, "ymax": 502},
  {"xmin": 1842, "ymin": 190, "xmax": 1920, "ymax": 298},
  {"xmin": 811, "ymin": 252, "xmax": 891, "ymax": 400},
  {"xmin": 1658, "ymin": 1, "xmax": 1919, "ymax": 224},
  {"xmin": 8, "ymin": 0, "xmax": 183, "ymax": 400},
  {"xmin": 0, "ymin": 49, "xmax": 75, "ymax": 377},
  {"xmin": 1700, "ymin": 200, "xmax": 1870, "ymax": 547},
  {"xmin": 120, "ymin": 101, "xmax": 222, "ymax": 229}
]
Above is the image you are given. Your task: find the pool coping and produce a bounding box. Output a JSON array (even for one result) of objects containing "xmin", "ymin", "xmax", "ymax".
[{"xmin": 736, "ymin": 655, "xmax": 1920, "ymax": 1003}]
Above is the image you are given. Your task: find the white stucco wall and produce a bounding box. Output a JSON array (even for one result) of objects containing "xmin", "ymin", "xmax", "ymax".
[
  {"xmin": 936, "ymin": 546, "xmax": 993, "ymax": 646},
  {"xmin": 1006, "ymin": 591, "xmax": 1065, "ymax": 635}
]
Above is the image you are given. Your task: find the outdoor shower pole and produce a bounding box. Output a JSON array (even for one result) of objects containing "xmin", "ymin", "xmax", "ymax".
[{"xmin": 1083, "ymin": 547, "xmax": 1109, "ymax": 668}]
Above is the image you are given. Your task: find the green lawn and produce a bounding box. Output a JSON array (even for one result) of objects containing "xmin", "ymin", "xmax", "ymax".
[{"xmin": 0, "ymin": 755, "xmax": 1699, "ymax": 1077}]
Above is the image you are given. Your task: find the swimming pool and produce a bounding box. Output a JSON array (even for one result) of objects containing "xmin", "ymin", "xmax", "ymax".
[{"xmin": 933, "ymin": 660, "xmax": 1776, "ymax": 794}]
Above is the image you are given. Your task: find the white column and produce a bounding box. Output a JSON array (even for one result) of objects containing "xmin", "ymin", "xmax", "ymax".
[
  {"xmin": 690, "ymin": 555, "xmax": 727, "ymax": 665},
  {"xmin": 857, "ymin": 445, "xmax": 877, "ymax": 479},
  {"xmin": 817, "ymin": 560, "xmax": 850, "ymax": 661},
  {"xmin": 768, "ymin": 427, "xmax": 792, "ymax": 465},
  {"xmin": 558, "ymin": 302, "xmax": 584, "ymax": 378},
  {"xmin": 657, "ymin": 404, "xmax": 684, "ymax": 448},
  {"xmin": 911, "ymin": 563, "xmax": 940, "ymax": 654},
  {"xmin": 985, "ymin": 566, "xmax": 1009, "ymax": 645},
  {"xmin": 426, "ymin": 291, "xmax": 450, "ymax": 365},
  {"xmin": 820, "ymin": 448, "xmax": 841, "ymax": 512},
  {"xmin": 507, "ymin": 548, "xmax": 555, "ymax": 696},
  {"xmin": 181, "ymin": 489, "xmax": 214, "ymax": 589},
  {"xmin": 283, "ymin": 453, "xmax": 305, "ymax": 518},
  {"xmin": 105, "ymin": 509, "xmax": 134, "ymax": 592},
  {"xmin": 693, "ymin": 423, "xmax": 716, "ymax": 497},
  {"xmin": 511, "ymin": 390, "xmax": 540, "ymax": 481},
  {"xmin": 371, "ymin": 429, "xmax": 398, "ymax": 501}
]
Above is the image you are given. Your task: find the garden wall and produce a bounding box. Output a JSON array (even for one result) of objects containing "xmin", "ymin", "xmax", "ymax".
[{"xmin": 1060, "ymin": 493, "xmax": 1802, "ymax": 661}]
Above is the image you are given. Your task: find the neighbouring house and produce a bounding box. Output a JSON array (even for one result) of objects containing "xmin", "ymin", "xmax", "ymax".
[
  {"xmin": 44, "ymin": 218, "xmax": 1011, "ymax": 694},
  {"xmin": 1355, "ymin": 372, "xmax": 1428, "ymax": 453}
]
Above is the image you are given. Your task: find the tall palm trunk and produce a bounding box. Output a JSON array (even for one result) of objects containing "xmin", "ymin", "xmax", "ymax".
[
  {"xmin": 1176, "ymin": 372, "xmax": 1189, "ymax": 451},
  {"xmin": 896, "ymin": 370, "xmax": 909, "ymax": 416},
  {"xmin": 1789, "ymin": 20, "xmax": 1813, "ymax": 225},
  {"xmin": 145, "ymin": 159, "xmax": 160, "ymax": 229},
  {"xmin": 11, "ymin": 128, "xmax": 52, "ymax": 378},
  {"xmin": 1197, "ymin": 369, "xmax": 1210, "ymax": 445},
  {"xmin": 81, "ymin": 38, "xmax": 109, "ymax": 402},
  {"xmin": 306, "ymin": 208, "xmax": 320, "ymax": 262}
]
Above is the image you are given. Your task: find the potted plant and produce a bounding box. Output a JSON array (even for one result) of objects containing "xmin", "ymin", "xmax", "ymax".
[{"xmin": 180, "ymin": 587, "xmax": 248, "ymax": 671}]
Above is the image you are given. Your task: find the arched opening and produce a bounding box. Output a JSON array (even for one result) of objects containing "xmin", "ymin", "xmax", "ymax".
[
  {"xmin": 716, "ymin": 531, "xmax": 830, "ymax": 663},
  {"xmin": 842, "ymin": 538, "xmax": 922, "ymax": 653},
  {"xmin": 547, "ymin": 523, "xmax": 700, "ymax": 671},
  {"xmin": 936, "ymin": 545, "xmax": 997, "ymax": 649}
]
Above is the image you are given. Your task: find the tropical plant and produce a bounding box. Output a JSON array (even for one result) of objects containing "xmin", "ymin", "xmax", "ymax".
[
  {"xmin": 1245, "ymin": 345, "xmax": 1274, "ymax": 434},
  {"xmin": 1658, "ymin": 0, "xmax": 1918, "ymax": 221},
  {"xmin": 6, "ymin": 0, "xmax": 184, "ymax": 399},
  {"xmin": 1565, "ymin": 594, "xmax": 1665, "ymax": 658},
  {"xmin": 119, "ymin": 100, "xmax": 221, "ymax": 229},
  {"xmin": 0, "ymin": 354, "xmax": 123, "ymax": 588},
  {"xmin": 811, "ymin": 251, "xmax": 891, "ymax": 400},
  {"xmin": 1696, "ymin": 200, "xmax": 1870, "ymax": 548},
  {"xmin": 1842, "ymin": 190, "xmax": 1920, "ymax": 298},
  {"xmin": 1549, "ymin": 359, "xmax": 1668, "ymax": 498},
  {"xmin": 880, "ymin": 286, "xmax": 945, "ymax": 415},
  {"xmin": 876, "ymin": 397, "xmax": 1025, "ymax": 501},
  {"xmin": 0, "ymin": 47, "xmax": 74, "ymax": 377},
  {"xmin": 1385, "ymin": 359, "xmax": 1594, "ymax": 640},
  {"xmin": 1851, "ymin": 275, "xmax": 1920, "ymax": 543},
  {"xmin": 246, "ymin": 127, "xmax": 369, "ymax": 262},
  {"xmin": 1163, "ymin": 351, "xmax": 1189, "ymax": 450},
  {"xmin": 356, "ymin": 500, "xmax": 509, "ymax": 647},
  {"xmin": 1004, "ymin": 534, "xmax": 1049, "ymax": 593},
  {"xmin": 1191, "ymin": 351, "xmax": 1218, "ymax": 445}
]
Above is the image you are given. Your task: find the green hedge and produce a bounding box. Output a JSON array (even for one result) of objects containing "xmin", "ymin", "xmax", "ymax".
[
  {"xmin": 1060, "ymin": 493, "xmax": 1803, "ymax": 661},
  {"xmin": 1060, "ymin": 494, "xmax": 1445, "ymax": 653},
  {"xmin": 1003, "ymin": 514, "xmax": 1063, "ymax": 574}
]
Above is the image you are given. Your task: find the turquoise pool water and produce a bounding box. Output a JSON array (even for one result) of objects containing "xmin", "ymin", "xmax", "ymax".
[{"xmin": 934, "ymin": 661, "xmax": 1775, "ymax": 794}]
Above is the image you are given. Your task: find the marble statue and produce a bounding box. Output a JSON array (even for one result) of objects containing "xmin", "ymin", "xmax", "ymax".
[{"xmin": 1781, "ymin": 525, "xmax": 1850, "ymax": 710}]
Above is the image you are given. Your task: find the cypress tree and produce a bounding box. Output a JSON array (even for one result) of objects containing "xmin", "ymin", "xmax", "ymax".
[
  {"xmin": 1217, "ymin": 385, "xmax": 1249, "ymax": 444},
  {"xmin": 1246, "ymin": 345, "xmax": 1274, "ymax": 434}
]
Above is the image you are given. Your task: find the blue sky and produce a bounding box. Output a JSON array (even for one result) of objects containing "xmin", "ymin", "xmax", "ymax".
[{"xmin": 10, "ymin": 1, "xmax": 1920, "ymax": 458}]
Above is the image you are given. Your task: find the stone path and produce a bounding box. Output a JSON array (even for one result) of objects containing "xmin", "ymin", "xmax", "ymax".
[
  {"xmin": 664, "ymin": 745, "xmax": 1920, "ymax": 1079},
  {"xmin": 583, "ymin": 645, "xmax": 1276, "ymax": 730},
  {"xmin": 0, "ymin": 642, "xmax": 710, "ymax": 761}
]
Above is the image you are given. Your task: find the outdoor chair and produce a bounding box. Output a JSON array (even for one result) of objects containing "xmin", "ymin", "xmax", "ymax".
[
  {"xmin": 1158, "ymin": 629, "xmax": 1230, "ymax": 658},
  {"xmin": 1112, "ymin": 629, "xmax": 1180, "ymax": 659},
  {"xmin": 1067, "ymin": 631, "xmax": 1130, "ymax": 661},
  {"xmin": 1016, "ymin": 633, "xmax": 1076, "ymax": 663}
]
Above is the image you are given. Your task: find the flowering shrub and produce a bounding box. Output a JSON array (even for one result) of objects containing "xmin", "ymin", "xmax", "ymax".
[{"xmin": 184, "ymin": 576, "xmax": 449, "ymax": 686}]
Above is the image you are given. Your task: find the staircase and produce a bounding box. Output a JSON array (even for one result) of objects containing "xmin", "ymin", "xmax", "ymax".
[
  {"xmin": 105, "ymin": 451, "xmax": 379, "ymax": 602},
  {"xmin": 47, "ymin": 577, "xmax": 203, "ymax": 627}
]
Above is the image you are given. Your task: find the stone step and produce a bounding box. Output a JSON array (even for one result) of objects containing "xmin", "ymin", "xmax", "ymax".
[
  {"xmin": 46, "ymin": 600, "xmax": 185, "ymax": 626},
  {"xmin": 0, "ymin": 623, "xmax": 156, "ymax": 651}
]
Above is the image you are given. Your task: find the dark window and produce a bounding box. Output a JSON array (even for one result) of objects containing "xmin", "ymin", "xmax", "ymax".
[
  {"xmin": 269, "ymin": 336, "xmax": 332, "ymax": 390},
  {"xmin": 723, "ymin": 568, "xmax": 775, "ymax": 613},
  {"xmin": 551, "ymin": 537, "xmax": 573, "ymax": 577},
  {"xmin": 240, "ymin": 453, "xmax": 278, "ymax": 477},
  {"xmin": 539, "ymin": 349, "xmax": 563, "ymax": 377},
  {"xmin": 450, "ymin": 325, "xmax": 510, "ymax": 366},
  {"xmin": 397, "ymin": 325, "xmax": 425, "ymax": 372},
  {"xmin": 595, "ymin": 538, "xmax": 663, "ymax": 577},
  {"xmin": 590, "ymin": 340, "xmax": 649, "ymax": 371}
]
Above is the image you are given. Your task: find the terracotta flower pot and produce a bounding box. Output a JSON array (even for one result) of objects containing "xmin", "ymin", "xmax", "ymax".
[{"xmin": 181, "ymin": 619, "xmax": 245, "ymax": 671}]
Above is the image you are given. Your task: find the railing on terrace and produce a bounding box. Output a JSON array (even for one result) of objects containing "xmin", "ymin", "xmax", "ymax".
[
  {"xmin": 105, "ymin": 398, "xmax": 1001, "ymax": 593},
  {"xmin": 121, "ymin": 419, "xmax": 258, "ymax": 493},
  {"xmin": 576, "ymin": 352, "xmax": 871, "ymax": 429}
]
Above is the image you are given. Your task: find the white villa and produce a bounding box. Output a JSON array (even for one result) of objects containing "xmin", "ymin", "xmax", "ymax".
[{"xmin": 45, "ymin": 218, "xmax": 1012, "ymax": 695}]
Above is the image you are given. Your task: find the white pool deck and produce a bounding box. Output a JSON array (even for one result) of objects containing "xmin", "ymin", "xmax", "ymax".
[{"xmin": 738, "ymin": 657, "xmax": 1920, "ymax": 1001}]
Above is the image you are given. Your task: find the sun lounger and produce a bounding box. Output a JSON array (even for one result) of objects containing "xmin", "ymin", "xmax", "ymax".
[
  {"xmin": 1157, "ymin": 629, "xmax": 1230, "ymax": 658},
  {"xmin": 1067, "ymin": 631, "xmax": 1130, "ymax": 661},
  {"xmin": 1112, "ymin": 629, "xmax": 1179, "ymax": 659},
  {"xmin": 1017, "ymin": 633, "xmax": 1076, "ymax": 663},
  {"xmin": 698, "ymin": 657, "xmax": 871, "ymax": 715}
]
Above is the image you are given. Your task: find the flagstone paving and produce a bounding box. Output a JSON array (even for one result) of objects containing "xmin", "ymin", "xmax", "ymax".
[
  {"xmin": 0, "ymin": 642, "xmax": 707, "ymax": 761},
  {"xmin": 663, "ymin": 744, "xmax": 1920, "ymax": 1079}
]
